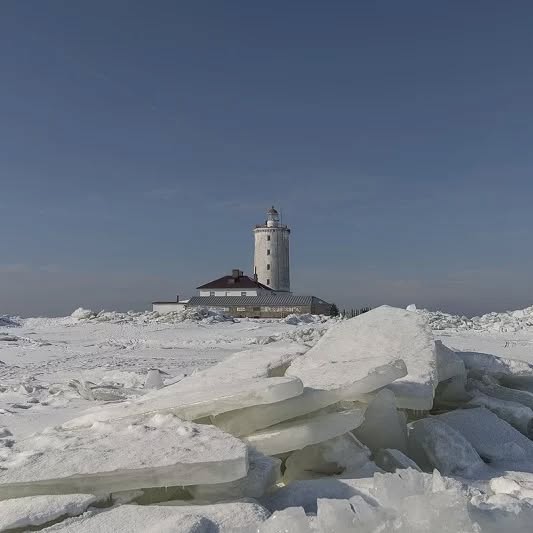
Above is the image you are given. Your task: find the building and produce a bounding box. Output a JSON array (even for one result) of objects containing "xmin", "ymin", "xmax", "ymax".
[
  {"xmin": 253, "ymin": 207, "xmax": 290, "ymax": 292},
  {"xmin": 152, "ymin": 207, "xmax": 333, "ymax": 317},
  {"xmin": 196, "ymin": 269, "xmax": 272, "ymax": 297},
  {"xmin": 186, "ymin": 293, "xmax": 331, "ymax": 318},
  {"xmin": 152, "ymin": 296, "xmax": 189, "ymax": 314}
]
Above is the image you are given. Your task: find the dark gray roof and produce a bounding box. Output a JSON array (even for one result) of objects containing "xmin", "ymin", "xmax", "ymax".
[
  {"xmin": 186, "ymin": 295, "xmax": 330, "ymax": 307},
  {"xmin": 197, "ymin": 274, "xmax": 272, "ymax": 291}
]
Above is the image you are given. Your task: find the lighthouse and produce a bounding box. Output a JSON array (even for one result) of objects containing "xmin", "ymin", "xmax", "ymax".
[{"xmin": 253, "ymin": 206, "xmax": 290, "ymax": 292}]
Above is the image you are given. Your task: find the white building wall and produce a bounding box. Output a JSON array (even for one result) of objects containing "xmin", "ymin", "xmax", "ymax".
[
  {"xmin": 254, "ymin": 227, "xmax": 290, "ymax": 292},
  {"xmin": 153, "ymin": 302, "xmax": 186, "ymax": 313},
  {"xmin": 199, "ymin": 289, "xmax": 259, "ymax": 297}
]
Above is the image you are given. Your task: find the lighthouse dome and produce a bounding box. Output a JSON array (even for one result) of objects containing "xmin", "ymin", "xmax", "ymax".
[{"xmin": 266, "ymin": 206, "xmax": 280, "ymax": 227}]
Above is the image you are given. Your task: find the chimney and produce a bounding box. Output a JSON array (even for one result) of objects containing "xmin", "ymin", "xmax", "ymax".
[
  {"xmin": 253, "ymin": 272, "xmax": 258, "ymax": 282},
  {"xmin": 232, "ymin": 269, "xmax": 240, "ymax": 279},
  {"xmin": 176, "ymin": 295, "xmax": 180, "ymax": 302}
]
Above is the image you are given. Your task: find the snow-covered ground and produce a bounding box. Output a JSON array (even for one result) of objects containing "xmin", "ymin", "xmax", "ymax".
[
  {"xmin": 2, "ymin": 305, "xmax": 533, "ymax": 531},
  {"xmin": 0, "ymin": 309, "xmax": 330, "ymax": 438}
]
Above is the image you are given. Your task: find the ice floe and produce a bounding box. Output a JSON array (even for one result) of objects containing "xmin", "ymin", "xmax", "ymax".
[
  {"xmin": 0, "ymin": 413, "xmax": 247, "ymax": 498},
  {"xmin": 3, "ymin": 304, "xmax": 533, "ymax": 530},
  {"xmin": 0, "ymin": 494, "xmax": 96, "ymax": 532}
]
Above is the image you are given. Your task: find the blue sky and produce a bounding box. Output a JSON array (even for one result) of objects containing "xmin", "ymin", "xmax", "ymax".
[{"xmin": 1, "ymin": 1, "xmax": 532, "ymax": 316}]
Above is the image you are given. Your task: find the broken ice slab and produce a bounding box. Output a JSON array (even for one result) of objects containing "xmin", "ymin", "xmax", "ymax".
[
  {"xmin": 262, "ymin": 477, "xmax": 375, "ymax": 514},
  {"xmin": 198, "ymin": 341, "xmax": 308, "ymax": 382},
  {"xmin": 44, "ymin": 502, "xmax": 270, "ymax": 533},
  {"xmin": 435, "ymin": 341, "xmax": 466, "ymax": 382},
  {"xmin": 468, "ymin": 378, "xmax": 533, "ymax": 411},
  {"xmin": 434, "ymin": 375, "xmax": 472, "ymax": 408},
  {"xmin": 0, "ymin": 494, "xmax": 96, "ymax": 532},
  {"xmin": 283, "ymin": 433, "xmax": 371, "ymax": 483},
  {"xmin": 458, "ymin": 350, "xmax": 533, "ymax": 381},
  {"xmin": 469, "ymin": 492, "xmax": 533, "ymax": 533},
  {"xmin": 287, "ymin": 306, "xmax": 436, "ymax": 410},
  {"xmin": 258, "ymin": 507, "xmax": 311, "ymax": 533},
  {"xmin": 374, "ymin": 448, "xmax": 422, "ymax": 473},
  {"xmin": 489, "ymin": 471, "xmax": 533, "ymax": 499},
  {"xmin": 63, "ymin": 375, "xmax": 303, "ymax": 429},
  {"xmin": 243, "ymin": 408, "xmax": 365, "ymax": 456},
  {"xmin": 372, "ymin": 470, "xmax": 476, "ymax": 533},
  {"xmin": 408, "ymin": 418, "xmax": 486, "ymax": 477},
  {"xmin": 212, "ymin": 388, "xmax": 342, "ymax": 437},
  {"xmin": 435, "ymin": 407, "xmax": 533, "ymax": 462},
  {"xmin": 152, "ymin": 501, "xmax": 271, "ymax": 530},
  {"xmin": 353, "ymin": 389, "xmax": 408, "ymax": 453},
  {"xmin": 468, "ymin": 392, "xmax": 533, "ymax": 437},
  {"xmin": 316, "ymin": 498, "xmax": 358, "ymax": 531},
  {"xmin": 144, "ymin": 369, "xmax": 164, "ymax": 390},
  {"xmin": 0, "ymin": 413, "xmax": 247, "ymax": 500},
  {"xmin": 189, "ymin": 450, "xmax": 281, "ymax": 501},
  {"xmin": 316, "ymin": 497, "xmax": 386, "ymax": 533}
]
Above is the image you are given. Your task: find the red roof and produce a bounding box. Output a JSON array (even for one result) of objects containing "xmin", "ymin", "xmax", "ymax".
[{"xmin": 197, "ymin": 274, "xmax": 272, "ymax": 291}]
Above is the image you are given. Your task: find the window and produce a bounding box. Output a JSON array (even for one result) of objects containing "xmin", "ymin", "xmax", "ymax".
[
  {"xmin": 266, "ymin": 279, "xmax": 270, "ymax": 285},
  {"xmin": 267, "ymin": 235, "xmax": 271, "ymax": 241},
  {"xmin": 241, "ymin": 291, "xmax": 246, "ymax": 296},
  {"xmin": 267, "ymin": 249, "xmax": 270, "ymax": 255},
  {"xmin": 267, "ymin": 264, "xmax": 270, "ymax": 270},
  {"xmin": 209, "ymin": 291, "xmax": 215, "ymax": 296},
  {"xmin": 236, "ymin": 307, "xmax": 246, "ymax": 312}
]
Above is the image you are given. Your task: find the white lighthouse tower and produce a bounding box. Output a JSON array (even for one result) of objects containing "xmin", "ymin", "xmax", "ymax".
[{"xmin": 253, "ymin": 206, "xmax": 290, "ymax": 292}]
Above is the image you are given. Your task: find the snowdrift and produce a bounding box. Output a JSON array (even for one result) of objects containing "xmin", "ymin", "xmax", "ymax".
[
  {"xmin": 3, "ymin": 305, "xmax": 533, "ymax": 531},
  {"xmin": 416, "ymin": 304, "xmax": 533, "ymax": 332}
]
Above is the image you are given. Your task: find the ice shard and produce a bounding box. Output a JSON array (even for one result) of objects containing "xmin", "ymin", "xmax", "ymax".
[
  {"xmin": 435, "ymin": 341, "xmax": 465, "ymax": 382},
  {"xmin": 468, "ymin": 392, "xmax": 533, "ymax": 437},
  {"xmin": 353, "ymin": 389, "xmax": 408, "ymax": 453},
  {"xmin": 287, "ymin": 306, "xmax": 436, "ymax": 410},
  {"xmin": 374, "ymin": 448, "xmax": 421, "ymax": 473},
  {"xmin": 212, "ymin": 388, "xmax": 341, "ymax": 437},
  {"xmin": 436, "ymin": 407, "xmax": 533, "ymax": 462},
  {"xmin": 283, "ymin": 433, "xmax": 371, "ymax": 483},
  {"xmin": 63, "ymin": 376, "xmax": 303, "ymax": 429},
  {"xmin": 0, "ymin": 494, "xmax": 96, "ymax": 532},
  {"xmin": 0, "ymin": 413, "xmax": 247, "ymax": 499},
  {"xmin": 243, "ymin": 408, "xmax": 365, "ymax": 456},
  {"xmin": 189, "ymin": 450, "xmax": 281, "ymax": 500},
  {"xmin": 407, "ymin": 418, "xmax": 485, "ymax": 477}
]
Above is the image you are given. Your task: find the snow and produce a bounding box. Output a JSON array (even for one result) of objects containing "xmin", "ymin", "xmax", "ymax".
[
  {"xmin": 416, "ymin": 305, "xmax": 533, "ymax": 333},
  {"xmin": 6, "ymin": 305, "xmax": 533, "ymax": 530},
  {"xmin": 0, "ymin": 413, "xmax": 247, "ymax": 498},
  {"xmin": 0, "ymin": 494, "xmax": 96, "ymax": 532},
  {"xmin": 44, "ymin": 502, "xmax": 270, "ymax": 532}
]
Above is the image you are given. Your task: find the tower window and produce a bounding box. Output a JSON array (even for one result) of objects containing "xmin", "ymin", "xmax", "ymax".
[
  {"xmin": 267, "ymin": 264, "xmax": 270, "ymax": 270},
  {"xmin": 267, "ymin": 279, "xmax": 270, "ymax": 285},
  {"xmin": 267, "ymin": 235, "xmax": 271, "ymax": 241},
  {"xmin": 267, "ymin": 249, "xmax": 270, "ymax": 255}
]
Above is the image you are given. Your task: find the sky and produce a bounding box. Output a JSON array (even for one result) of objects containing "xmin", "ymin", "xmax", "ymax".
[{"xmin": 1, "ymin": 1, "xmax": 533, "ymax": 317}]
